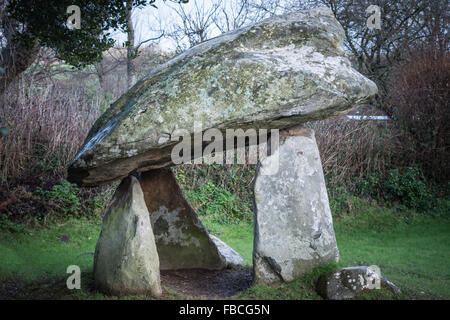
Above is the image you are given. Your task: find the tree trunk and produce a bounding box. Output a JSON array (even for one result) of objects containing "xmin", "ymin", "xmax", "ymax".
[
  {"xmin": 94, "ymin": 60, "xmax": 109, "ymax": 101},
  {"xmin": 125, "ymin": 0, "xmax": 136, "ymax": 89}
]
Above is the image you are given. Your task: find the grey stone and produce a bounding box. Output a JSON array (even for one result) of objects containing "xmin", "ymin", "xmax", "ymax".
[
  {"xmin": 138, "ymin": 169, "xmax": 226, "ymax": 270},
  {"xmin": 67, "ymin": 7, "xmax": 378, "ymax": 187},
  {"xmin": 210, "ymin": 235, "xmax": 245, "ymax": 266},
  {"xmin": 93, "ymin": 176, "xmax": 162, "ymax": 296},
  {"xmin": 253, "ymin": 126, "xmax": 339, "ymax": 284},
  {"xmin": 316, "ymin": 266, "xmax": 401, "ymax": 300}
]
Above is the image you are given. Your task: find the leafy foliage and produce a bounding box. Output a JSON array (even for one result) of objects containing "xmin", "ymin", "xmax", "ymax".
[
  {"xmin": 7, "ymin": 0, "xmax": 187, "ymax": 67},
  {"xmin": 356, "ymin": 167, "xmax": 435, "ymax": 211},
  {"xmin": 184, "ymin": 181, "xmax": 252, "ymax": 224},
  {"xmin": 35, "ymin": 180, "xmax": 81, "ymax": 216},
  {"xmin": 175, "ymin": 163, "xmax": 255, "ymax": 225}
]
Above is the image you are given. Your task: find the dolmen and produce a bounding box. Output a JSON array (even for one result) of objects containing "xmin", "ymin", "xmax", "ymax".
[{"xmin": 68, "ymin": 7, "xmax": 377, "ymax": 296}]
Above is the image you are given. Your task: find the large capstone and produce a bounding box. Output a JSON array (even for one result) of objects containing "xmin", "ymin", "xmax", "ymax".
[
  {"xmin": 253, "ymin": 126, "xmax": 339, "ymax": 284},
  {"xmin": 67, "ymin": 7, "xmax": 378, "ymax": 187},
  {"xmin": 138, "ymin": 169, "xmax": 226, "ymax": 270},
  {"xmin": 93, "ymin": 176, "xmax": 162, "ymax": 296}
]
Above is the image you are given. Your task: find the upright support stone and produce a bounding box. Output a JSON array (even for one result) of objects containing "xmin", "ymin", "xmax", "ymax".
[
  {"xmin": 253, "ymin": 126, "xmax": 339, "ymax": 284},
  {"xmin": 93, "ymin": 176, "xmax": 162, "ymax": 297},
  {"xmin": 138, "ymin": 169, "xmax": 226, "ymax": 270}
]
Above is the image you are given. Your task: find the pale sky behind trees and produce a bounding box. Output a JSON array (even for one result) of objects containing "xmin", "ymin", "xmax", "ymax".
[{"xmin": 112, "ymin": 0, "xmax": 224, "ymax": 51}]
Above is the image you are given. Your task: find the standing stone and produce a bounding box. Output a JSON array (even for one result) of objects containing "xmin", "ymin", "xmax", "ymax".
[
  {"xmin": 138, "ymin": 169, "xmax": 226, "ymax": 270},
  {"xmin": 210, "ymin": 235, "xmax": 245, "ymax": 267},
  {"xmin": 93, "ymin": 176, "xmax": 162, "ymax": 296},
  {"xmin": 253, "ymin": 126, "xmax": 339, "ymax": 284}
]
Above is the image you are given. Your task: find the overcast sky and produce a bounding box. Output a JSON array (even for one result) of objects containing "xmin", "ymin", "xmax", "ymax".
[
  {"xmin": 112, "ymin": 0, "xmax": 222, "ymax": 52},
  {"xmin": 110, "ymin": 0, "xmax": 324, "ymax": 52}
]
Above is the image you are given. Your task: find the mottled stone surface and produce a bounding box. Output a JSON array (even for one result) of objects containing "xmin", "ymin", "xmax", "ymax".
[
  {"xmin": 316, "ymin": 266, "xmax": 401, "ymax": 300},
  {"xmin": 139, "ymin": 169, "xmax": 226, "ymax": 270},
  {"xmin": 253, "ymin": 126, "xmax": 339, "ymax": 284},
  {"xmin": 210, "ymin": 235, "xmax": 245, "ymax": 266},
  {"xmin": 93, "ymin": 176, "xmax": 162, "ymax": 296},
  {"xmin": 68, "ymin": 7, "xmax": 378, "ymax": 186}
]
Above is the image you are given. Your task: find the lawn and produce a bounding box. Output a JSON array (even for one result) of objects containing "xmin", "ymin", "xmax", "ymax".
[
  {"xmin": 0, "ymin": 218, "xmax": 101, "ymax": 282},
  {"xmin": 0, "ymin": 211, "xmax": 449, "ymax": 299}
]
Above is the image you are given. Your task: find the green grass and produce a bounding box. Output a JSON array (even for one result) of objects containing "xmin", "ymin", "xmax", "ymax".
[
  {"xmin": 0, "ymin": 218, "xmax": 100, "ymax": 282},
  {"xmin": 202, "ymin": 220, "xmax": 254, "ymax": 266},
  {"xmin": 335, "ymin": 218, "xmax": 450, "ymax": 299},
  {"xmin": 0, "ymin": 203, "xmax": 449, "ymax": 299},
  {"xmin": 228, "ymin": 216, "xmax": 450, "ymax": 300},
  {"xmin": 236, "ymin": 262, "xmax": 339, "ymax": 300}
]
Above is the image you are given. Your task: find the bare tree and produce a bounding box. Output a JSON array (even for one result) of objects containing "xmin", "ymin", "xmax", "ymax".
[
  {"xmin": 246, "ymin": 0, "xmax": 284, "ymax": 16},
  {"xmin": 165, "ymin": 0, "xmax": 222, "ymax": 50},
  {"xmin": 125, "ymin": 0, "xmax": 137, "ymax": 88},
  {"xmin": 163, "ymin": 0, "xmax": 280, "ymax": 51},
  {"xmin": 254, "ymin": 0, "xmax": 446, "ymax": 94},
  {"xmin": 93, "ymin": 52, "xmax": 125, "ymax": 100},
  {"xmin": 213, "ymin": 0, "xmax": 252, "ymax": 33},
  {"xmin": 123, "ymin": 0, "xmax": 168, "ymax": 88},
  {"xmin": 420, "ymin": 0, "xmax": 449, "ymax": 52}
]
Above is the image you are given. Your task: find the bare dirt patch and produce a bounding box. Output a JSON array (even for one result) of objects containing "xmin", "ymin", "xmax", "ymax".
[
  {"xmin": 0, "ymin": 266, "xmax": 253, "ymax": 299},
  {"xmin": 161, "ymin": 265, "xmax": 253, "ymax": 299}
]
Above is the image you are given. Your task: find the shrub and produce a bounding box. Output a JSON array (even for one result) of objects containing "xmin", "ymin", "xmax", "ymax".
[
  {"xmin": 35, "ymin": 180, "xmax": 81, "ymax": 216},
  {"xmin": 356, "ymin": 167, "xmax": 435, "ymax": 211},
  {"xmin": 0, "ymin": 63, "xmax": 109, "ymax": 225},
  {"xmin": 328, "ymin": 184, "xmax": 377, "ymax": 217},
  {"xmin": 382, "ymin": 168, "xmax": 434, "ymax": 210},
  {"xmin": 308, "ymin": 116, "xmax": 412, "ymax": 188},
  {"xmin": 185, "ymin": 181, "xmax": 253, "ymax": 224},
  {"xmin": 386, "ymin": 47, "xmax": 450, "ymax": 183},
  {"xmin": 0, "ymin": 80, "xmax": 100, "ymax": 183},
  {"xmin": 175, "ymin": 162, "xmax": 255, "ymax": 224}
]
